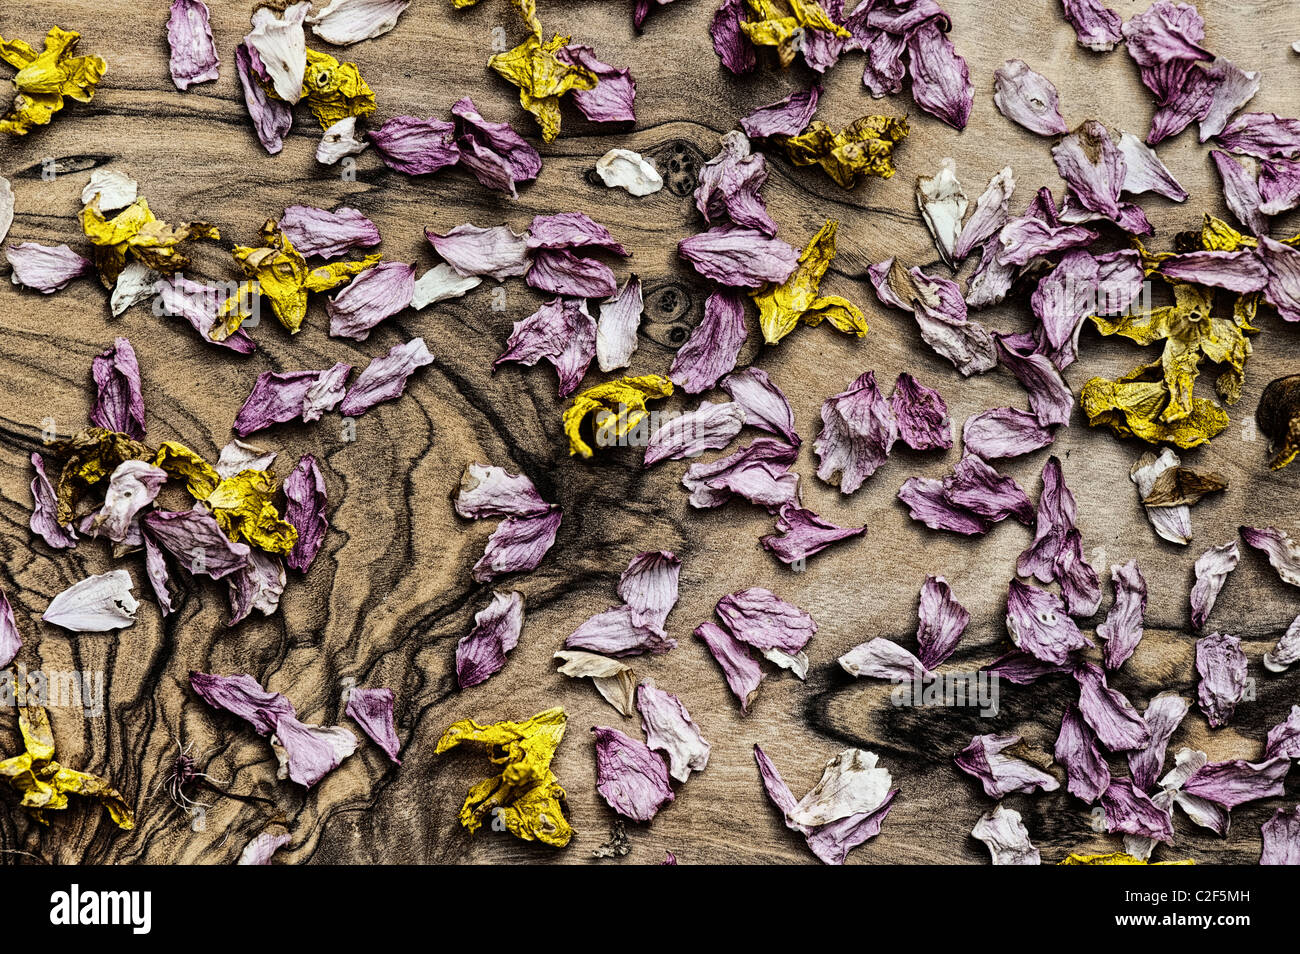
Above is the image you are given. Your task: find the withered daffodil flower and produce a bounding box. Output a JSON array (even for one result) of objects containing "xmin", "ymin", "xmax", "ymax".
[{"xmin": 0, "ymin": 27, "xmax": 106, "ymax": 135}]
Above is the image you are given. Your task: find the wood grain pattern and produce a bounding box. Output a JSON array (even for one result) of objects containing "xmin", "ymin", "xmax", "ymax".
[{"xmin": 0, "ymin": 0, "xmax": 1298, "ymax": 865}]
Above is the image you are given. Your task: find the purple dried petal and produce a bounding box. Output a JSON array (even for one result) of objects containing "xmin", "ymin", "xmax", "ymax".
[
  {"xmin": 682, "ymin": 437, "xmax": 799, "ymax": 511},
  {"xmin": 557, "ymin": 45, "xmax": 636, "ymax": 124},
  {"xmin": 1200, "ymin": 58, "xmax": 1261, "ymax": 141},
  {"xmin": 956, "ymin": 733, "xmax": 1059, "ymax": 798},
  {"xmin": 168, "ymin": 0, "xmax": 220, "ymax": 90},
  {"xmin": 235, "ymin": 43, "xmax": 292, "ymax": 154},
  {"xmin": 716, "ymin": 587, "xmax": 816, "ymax": 655},
  {"xmin": 495, "ymin": 297, "xmax": 596, "ymax": 398},
  {"xmin": 90, "ymin": 337, "xmax": 146, "ymax": 441},
  {"xmin": 566, "ymin": 605, "xmax": 675, "ymax": 657},
  {"xmin": 1005, "ymin": 579, "xmax": 1091, "ymax": 665},
  {"xmin": 270, "ymin": 715, "xmax": 357, "ymax": 787},
  {"xmin": 1074, "ymin": 661, "xmax": 1151, "ymax": 752},
  {"xmin": 90, "ymin": 460, "xmax": 166, "ymax": 544},
  {"xmin": 369, "ymin": 116, "xmax": 460, "ymax": 175},
  {"xmin": 1122, "ymin": 1, "xmax": 1212, "ymax": 69},
  {"xmin": 677, "ymin": 226, "xmax": 798, "ymax": 288},
  {"xmin": 234, "ymin": 363, "xmax": 351, "ymax": 436},
  {"xmin": 1102, "ymin": 778, "xmax": 1174, "ymax": 842},
  {"xmin": 1215, "ymin": 112, "xmax": 1300, "ymax": 160},
  {"xmin": 761, "ymin": 504, "xmax": 865, "ymax": 565},
  {"xmin": 1146, "ymin": 67, "xmax": 1219, "ymax": 146},
  {"xmin": 345, "ymin": 687, "xmax": 401, "ymax": 763},
  {"xmin": 1052, "ymin": 120, "xmax": 1125, "ymax": 220},
  {"xmin": 456, "ymin": 590, "xmax": 524, "ymax": 689},
  {"xmin": 1264, "ymin": 615, "xmax": 1300, "ymax": 675},
  {"xmin": 454, "ymin": 462, "xmax": 550, "ymax": 520},
  {"xmin": 1158, "ymin": 247, "xmax": 1270, "ymax": 293},
  {"xmin": 592, "ymin": 726, "xmax": 673, "ymax": 821},
  {"xmin": 29, "ymin": 453, "xmax": 76, "ymax": 550},
  {"xmin": 618, "ymin": 550, "xmax": 681, "ymax": 631},
  {"xmin": 644, "ymin": 401, "xmax": 745, "ymax": 466},
  {"xmin": 997, "ymin": 217, "xmax": 1098, "ymax": 267},
  {"xmin": 190, "ymin": 672, "xmax": 295, "ymax": 736},
  {"xmin": 327, "ymin": 261, "xmax": 415, "ymax": 341},
  {"xmin": 1056, "ymin": 704, "xmax": 1110, "ymax": 803},
  {"xmin": 995, "ymin": 336, "xmax": 1073, "ymax": 428},
  {"xmin": 1097, "ymin": 559, "xmax": 1147, "ymax": 670},
  {"xmin": 596, "ymin": 276, "xmax": 643, "ymax": 372},
  {"xmin": 143, "ymin": 509, "xmax": 251, "ymax": 580},
  {"xmin": 1190, "ymin": 541, "xmax": 1239, "ymax": 631},
  {"xmin": 1061, "ymin": 0, "xmax": 1122, "ymax": 51},
  {"xmin": 952, "ymin": 167, "xmax": 1016, "ymax": 263},
  {"xmin": 669, "ymin": 289, "xmax": 748, "ymax": 395},
  {"xmin": 890, "ymin": 372, "xmax": 951, "ymax": 451},
  {"xmin": 1265, "ymin": 705, "xmax": 1300, "ymax": 759},
  {"xmin": 452, "ymin": 96, "xmax": 542, "ymax": 197},
  {"xmin": 907, "ymin": 266, "xmax": 998, "ymax": 376},
  {"xmin": 1210, "ymin": 150, "xmax": 1268, "ymax": 236},
  {"xmin": 1030, "ymin": 250, "xmax": 1099, "ymax": 370},
  {"xmin": 526, "ymin": 212, "xmax": 629, "ymax": 255},
  {"xmin": 897, "ymin": 476, "xmax": 993, "ymax": 536},
  {"xmin": 279, "ymin": 205, "xmax": 381, "ymax": 259},
  {"xmin": 1116, "ymin": 132, "xmax": 1188, "ymax": 202},
  {"xmin": 710, "ymin": 0, "xmax": 757, "ymax": 74},
  {"xmin": 1017, "ymin": 455, "xmax": 1079, "ymax": 583},
  {"xmin": 226, "ymin": 549, "xmax": 285, "ymax": 626},
  {"xmin": 962, "ymin": 407, "xmax": 1055, "ymax": 460},
  {"xmin": 1128, "ymin": 692, "xmax": 1189, "ymax": 792},
  {"xmin": 471, "ymin": 508, "xmax": 562, "ymax": 583},
  {"xmin": 426, "ymin": 223, "xmax": 529, "ymax": 280},
  {"xmin": 1195, "ymin": 631, "xmax": 1248, "ymax": 728},
  {"xmin": 1181, "ymin": 757, "xmax": 1290, "ymax": 809},
  {"xmin": 859, "ymin": 28, "xmax": 907, "ymax": 97},
  {"xmin": 525, "ymin": 248, "xmax": 618, "ymax": 299},
  {"xmin": 636, "ymin": 683, "xmax": 709, "ymax": 782},
  {"xmin": 339, "ymin": 337, "xmax": 433, "ymax": 417},
  {"xmin": 696, "ymin": 621, "xmax": 762, "ymax": 710},
  {"xmin": 7, "ymin": 243, "xmax": 92, "ymax": 293},
  {"xmin": 994, "ymin": 60, "xmax": 1067, "ymax": 136},
  {"xmin": 1261, "ymin": 806, "xmax": 1300, "ymax": 865},
  {"xmin": 983, "ymin": 650, "xmax": 1074, "ymax": 685},
  {"xmin": 1259, "ymin": 158, "xmax": 1300, "ymax": 216},
  {"xmin": 721, "ymin": 367, "xmax": 798, "ymax": 445},
  {"xmin": 1257, "ymin": 236, "xmax": 1300, "ymax": 322},
  {"xmin": 1240, "ymin": 526, "xmax": 1300, "ymax": 587},
  {"xmin": 814, "ymin": 370, "xmax": 897, "ymax": 493},
  {"xmin": 905, "ymin": 20, "xmax": 972, "ymax": 130},
  {"xmin": 942, "ymin": 455, "xmax": 1034, "ymax": 525},
  {"xmin": 155, "ymin": 275, "xmax": 256, "ymax": 354},
  {"xmin": 839, "ymin": 637, "xmax": 926, "ymax": 682},
  {"xmin": 741, "ymin": 85, "xmax": 820, "ymax": 139},
  {"xmin": 694, "ymin": 132, "xmax": 776, "ymax": 236},
  {"xmin": 914, "ymin": 575, "xmax": 969, "ymax": 669},
  {"xmin": 284, "ymin": 454, "xmax": 328, "ymax": 573},
  {"xmin": 1056, "ymin": 528, "xmax": 1102, "ymax": 617},
  {"xmin": 0, "ymin": 586, "xmax": 21, "ymax": 668}
]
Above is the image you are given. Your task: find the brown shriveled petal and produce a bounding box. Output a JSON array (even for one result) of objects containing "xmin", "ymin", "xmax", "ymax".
[
  {"xmin": 1141, "ymin": 466, "xmax": 1229, "ymax": 506},
  {"xmin": 1256, "ymin": 374, "xmax": 1300, "ymax": 470}
]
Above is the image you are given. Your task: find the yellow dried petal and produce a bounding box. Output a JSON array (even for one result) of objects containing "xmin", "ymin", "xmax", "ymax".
[
  {"xmin": 302, "ymin": 253, "xmax": 383, "ymax": 293},
  {"xmin": 563, "ymin": 374, "xmax": 674, "ymax": 458},
  {"xmin": 81, "ymin": 196, "xmax": 218, "ymax": 285},
  {"xmin": 303, "ymin": 48, "xmax": 376, "ymax": 129},
  {"xmin": 1059, "ymin": 851, "xmax": 1193, "ymax": 865},
  {"xmin": 436, "ymin": 707, "xmax": 572, "ymax": 847},
  {"xmin": 1200, "ymin": 214, "xmax": 1254, "ymax": 251},
  {"xmin": 741, "ymin": 0, "xmax": 850, "ymax": 66},
  {"xmin": 1080, "ymin": 375, "xmax": 1229, "ymax": 448},
  {"xmin": 751, "ymin": 219, "xmax": 866, "ymax": 344},
  {"xmin": 153, "ymin": 440, "xmax": 220, "ymax": 500},
  {"xmin": 206, "ymin": 470, "xmax": 299, "ymax": 555},
  {"xmin": 488, "ymin": 33, "xmax": 597, "ymax": 143},
  {"xmin": 0, "ymin": 27, "xmax": 106, "ymax": 135},
  {"xmin": 46, "ymin": 427, "xmax": 153, "ymax": 524},
  {"xmin": 0, "ymin": 689, "xmax": 133, "ymax": 830},
  {"xmin": 783, "ymin": 116, "xmax": 908, "ymax": 188}
]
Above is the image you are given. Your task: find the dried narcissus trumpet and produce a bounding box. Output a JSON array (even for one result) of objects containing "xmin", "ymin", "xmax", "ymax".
[{"xmin": 1257, "ymin": 374, "xmax": 1300, "ymax": 470}]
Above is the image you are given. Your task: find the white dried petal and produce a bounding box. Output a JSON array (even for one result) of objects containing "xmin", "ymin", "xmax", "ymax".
[
  {"xmin": 109, "ymin": 261, "xmax": 161, "ymax": 318},
  {"xmin": 81, "ymin": 170, "xmax": 139, "ymax": 213},
  {"xmin": 317, "ymin": 116, "xmax": 369, "ymax": 165},
  {"xmin": 917, "ymin": 158, "xmax": 967, "ymax": 266},
  {"xmin": 410, "ymin": 263, "xmax": 482, "ymax": 310},
  {"xmin": 596, "ymin": 149, "xmax": 664, "ymax": 197},
  {"xmin": 1130, "ymin": 449, "xmax": 1191, "ymax": 545},
  {"xmin": 42, "ymin": 569, "xmax": 139, "ymax": 632}
]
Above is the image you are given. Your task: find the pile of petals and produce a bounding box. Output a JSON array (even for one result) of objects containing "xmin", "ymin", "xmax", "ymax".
[
  {"xmin": 0, "ymin": 26, "xmax": 106, "ymax": 135},
  {"xmin": 450, "ymin": 0, "xmax": 637, "ymax": 142},
  {"xmin": 754, "ymin": 744, "xmax": 897, "ymax": 864},
  {"xmin": 29, "ymin": 338, "xmax": 328, "ymax": 628},
  {"xmin": 235, "ymin": 3, "xmax": 378, "ymax": 155},
  {"xmin": 435, "ymin": 706, "xmax": 573, "ymax": 846},
  {"xmin": 453, "ymin": 462, "xmax": 562, "ymax": 582},
  {"xmin": 0, "ymin": 676, "xmax": 133, "ymax": 829},
  {"xmin": 695, "ymin": 586, "xmax": 817, "ymax": 708},
  {"xmin": 712, "ymin": 0, "xmax": 973, "ymax": 130}
]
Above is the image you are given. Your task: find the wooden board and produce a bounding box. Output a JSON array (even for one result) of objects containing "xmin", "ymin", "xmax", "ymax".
[{"xmin": 0, "ymin": 0, "xmax": 1298, "ymax": 865}]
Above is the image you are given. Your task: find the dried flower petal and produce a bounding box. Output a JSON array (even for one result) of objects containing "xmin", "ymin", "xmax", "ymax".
[
  {"xmin": 761, "ymin": 504, "xmax": 864, "ymax": 565},
  {"xmin": 553, "ymin": 650, "xmax": 636, "ymax": 716},
  {"xmin": 994, "ymin": 60, "xmax": 1067, "ymax": 137},
  {"xmin": 42, "ymin": 569, "xmax": 138, "ymax": 632},
  {"xmin": 1261, "ymin": 806, "xmax": 1300, "ymax": 865},
  {"xmin": 1190, "ymin": 541, "xmax": 1238, "ymax": 631},
  {"xmin": 815, "ymin": 370, "xmax": 896, "ymax": 493},
  {"xmin": 1097, "ymin": 560, "xmax": 1147, "ymax": 670},
  {"xmin": 1264, "ymin": 616, "xmax": 1300, "ymax": 674},
  {"xmin": 694, "ymin": 131, "xmax": 776, "ymax": 236},
  {"xmin": 695, "ymin": 621, "xmax": 762, "ymax": 711},
  {"xmin": 307, "ymin": 0, "xmax": 410, "ymax": 45},
  {"xmin": 472, "ymin": 509, "xmax": 562, "ymax": 583},
  {"xmin": 339, "ymin": 338, "xmax": 433, "ymax": 416},
  {"xmin": 455, "ymin": 462, "xmax": 551, "ymax": 520},
  {"xmin": 564, "ymin": 374, "xmax": 674, "ymax": 458},
  {"xmin": 457, "ymin": 590, "xmax": 524, "ymax": 689},
  {"xmin": 962, "ymin": 407, "xmax": 1055, "ymax": 460},
  {"xmin": 956, "ymin": 733, "xmax": 1059, "ymax": 797},
  {"xmin": 752, "ymin": 219, "xmax": 865, "ymax": 346},
  {"xmin": 917, "ymin": 158, "xmax": 967, "ymax": 265},
  {"xmin": 1128, "ymin": 692, "xmax": 1189, "ymax": 792},
  {"xmin": 317, "ymin": 116, "xmax": 368, "ymax": 164},
  {"xmin": 595, "ymin": 276, "xmax": 643, "ymax": 373},
  {"xmin": 592, "ymin": 726, "xmax": 673, "ymax": 821},
  {"xmin": 167, "ymin": 0, "xmax": 220, "ymax": 90},
  {"xmin": 596, "ymin": 149, "xmax": 662, "ymax": 195},
  {"xmin": 952, "ymin": 166, "xmax": 1016, "ymax": 263},
  {"xmin": 284, "ymin": 455, "xmax": 328, "ymax": 573},
  {"xmin": 236, "ymin": 42, "xmax": 292, "ymax": 154},
  {"xmin": 496, "ymin": 297, "xmax": 596, "ymax": 398},
  {"xmin": 1056, "ymin": 704, "xmax": 1110, "ymax": 803},
  {"xmin": 678, "ymin": 226, "xmax": 798, "ymax": 289},
  {"xmin": 973, "ymin": 804, "xmax": 1041, "ymax": 864},
  {"xmin": 682, "ymin": 437, "xmax": 799, "ymax": 511},
  {"xmin": 1216, "ymin": 112, "xmax": 1300, "ymax": 160},
  {"xmin": 1195, "ymin": 631, "xmax": 1248, "ymax": 727},
  {"xmin": 1074, "ymin": 661, "xmax": 1151, "ymax": 751},
  {"xmin": 1005, "ymin": 579, "xmax": 1091, "ymax": 665},
  {"xmin": 1181, "ymin": 757, "xmax": 1289, "ymax": 809},
  {"xmin": 1240, "ymin": 525, "xmax": 1300, "ymax": 587},
  {"xmin": 839, "ymin": 637, "xmax": 927, "ymax": 682},
  {"xmin": 636, "ymin": 683, "xmax": 709, "ymax": 783},
  {"xmin": 644, "ymin": 401, "xmax": 746, "ymax": 466},
  {"xmin": 905, "ymin": 19, "xmax": 973, "ymax": 130},
  {"xmin": 1061, "ymin": 0, "xmax": 1122, "ymax": 51},
  {"xmin": 279, "ymin": 205, "xmax": 380, "ymax": 260},
  {"xmin": 7, "ymin": 243, "xmax": 92, "ymax": 293},
  {"xmin": 741, "ymin": 84, "xmax": 820, "ymax": 139},
  {"xmin": 1119, "ymin": 132, "xmax": 1188, "ymax": 201},
  {"xmin": 721, "ymin": 367, "xmax": 798, "ymax": 444},
  {"xmin": 916, "ymin": 574, "xmax": 969, "ymax": 669}
]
